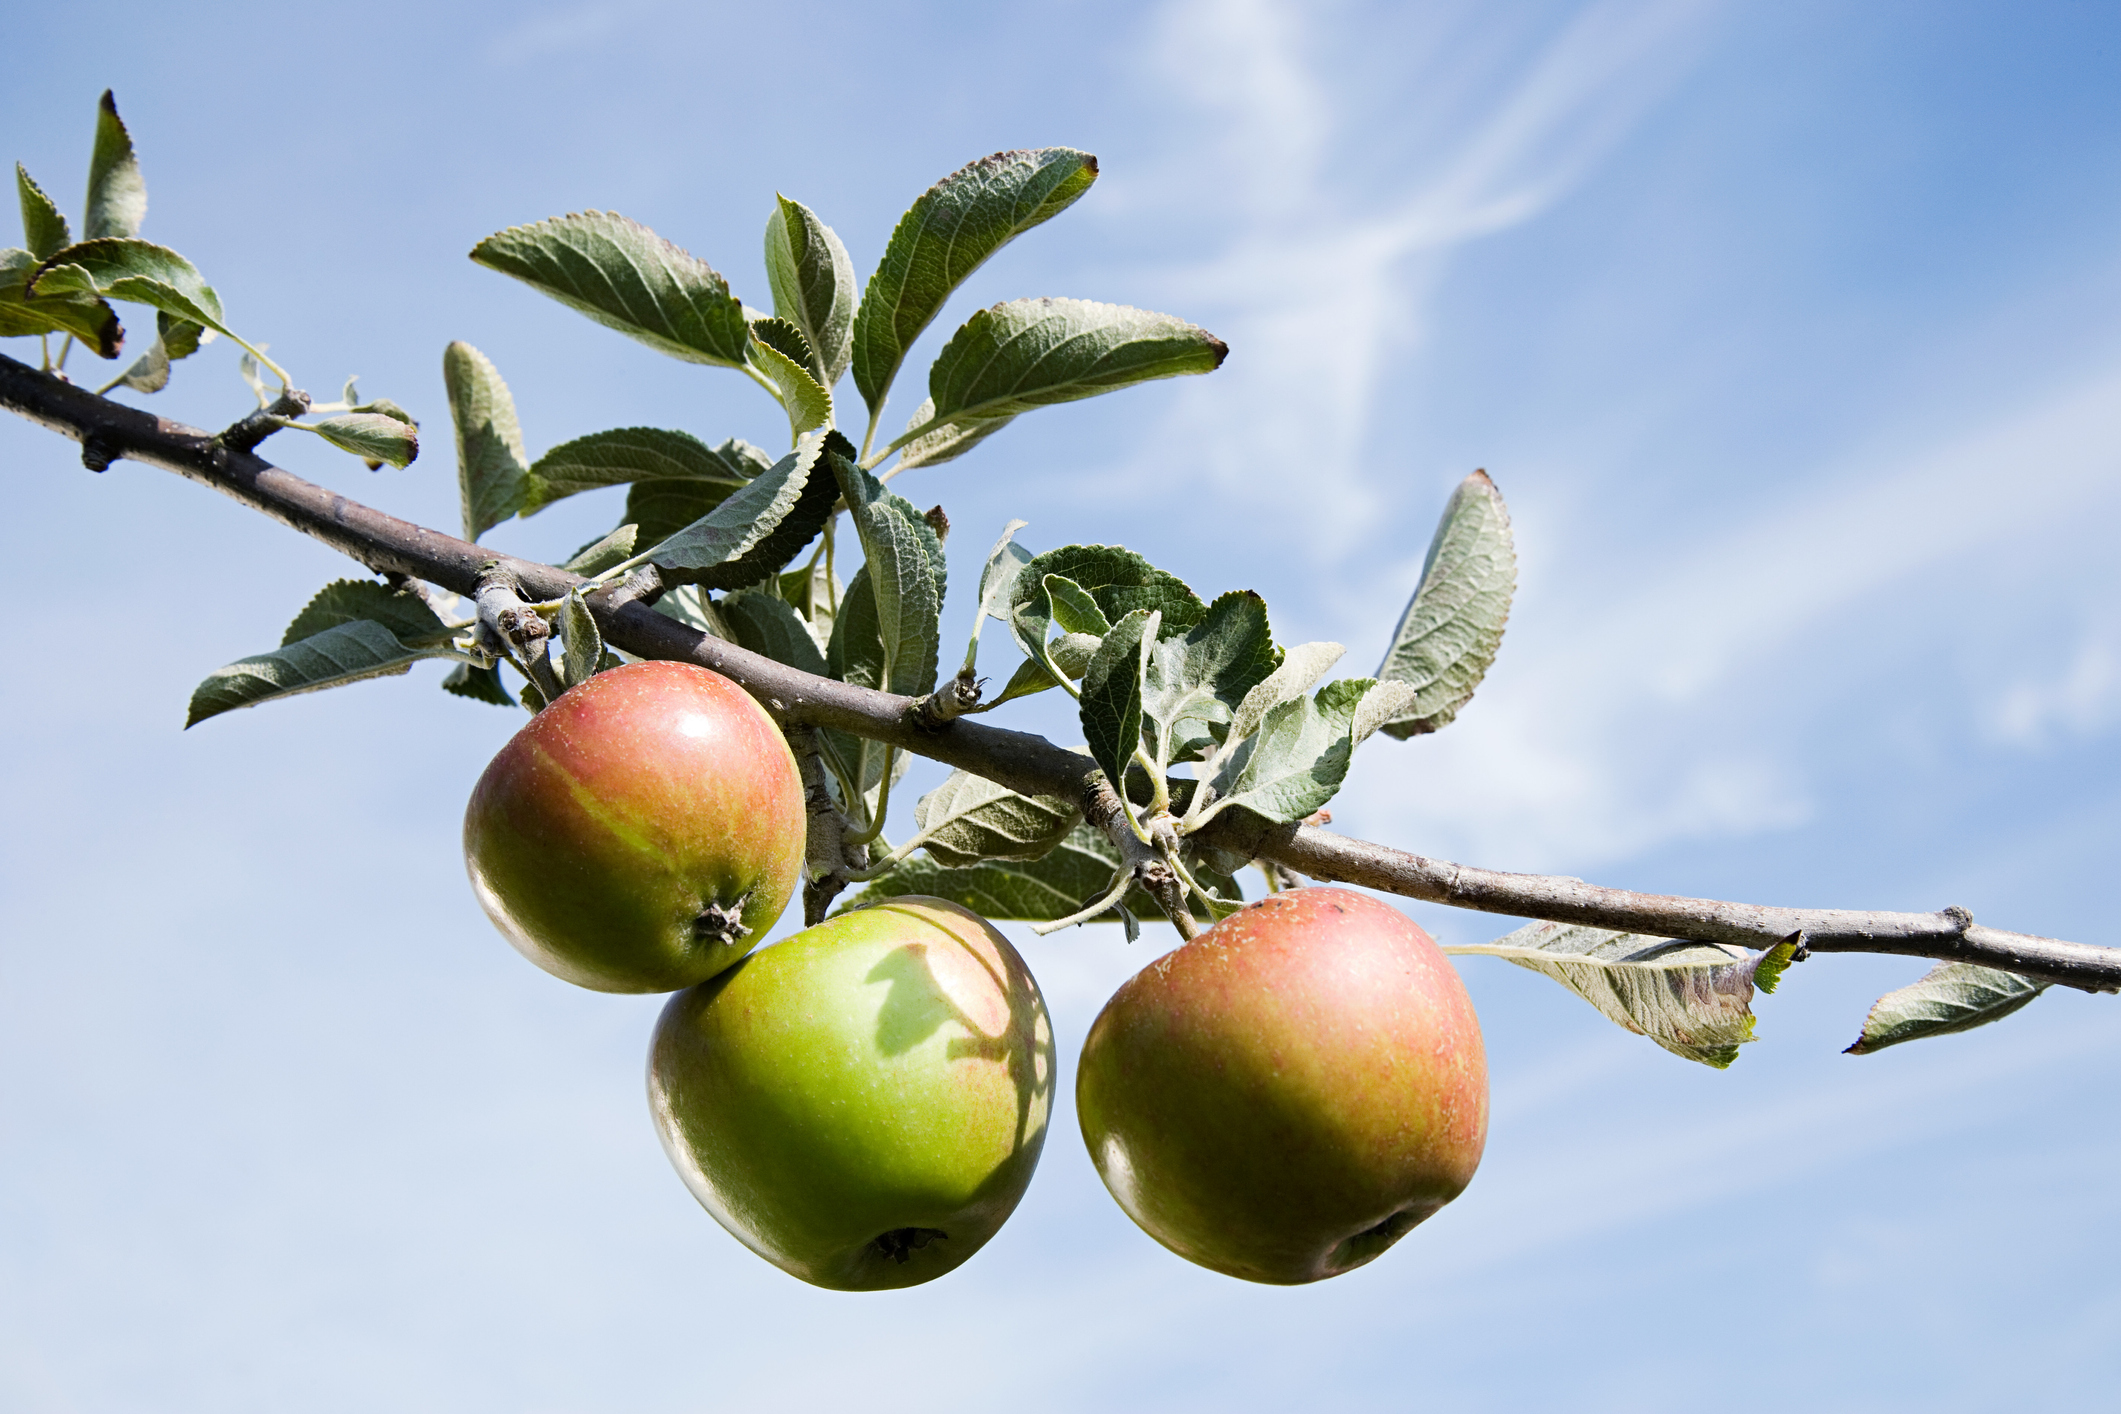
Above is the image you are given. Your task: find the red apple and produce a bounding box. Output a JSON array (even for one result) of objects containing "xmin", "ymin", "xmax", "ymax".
[
  {"xmin": 462, "ymin": 659, "xmax": 804, "ymax": 993},
  {"xmin": 649, "ymin": 897, "xmax": 1055, "ymax": 1291},
  {"xmin": 1076, "ymin": 887, "xmax": 1487, "ymax": 1284}
]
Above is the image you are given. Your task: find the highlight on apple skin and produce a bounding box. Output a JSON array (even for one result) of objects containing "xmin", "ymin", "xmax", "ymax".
[
  {"xmin": 462, "ymin": 659, "xmax": 806, "ymax": 993},
  {"xmin": 648, "ymin": 896, "xmax": 1057, "ymax": 1291},
  {"xmin": 1077, "ymin": 887, "xmax": 1488, "ymax": 1284}
]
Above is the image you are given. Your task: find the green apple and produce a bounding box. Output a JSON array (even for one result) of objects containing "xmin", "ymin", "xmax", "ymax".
[
  {"xmin": 1077, "ymin": 887, "xmax": 1487, "ymax": 1284},
  {"xmin": 462, "ymin": 659, "xmax": 804, "ymax": 993},
  {"xmin": 649, "ymin": 897, "xmax": 1056, "ymax": 1291}
]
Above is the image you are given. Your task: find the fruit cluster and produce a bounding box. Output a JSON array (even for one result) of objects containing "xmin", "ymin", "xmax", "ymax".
[{"xmin": 463, "ymin": 660, "xmax": 1489, "ymax": 1290}]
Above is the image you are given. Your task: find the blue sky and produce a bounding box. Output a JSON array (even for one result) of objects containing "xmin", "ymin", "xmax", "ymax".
[{"xmin": 3, "ymin": 1, "xmax": 2118, "ymax": 1409}]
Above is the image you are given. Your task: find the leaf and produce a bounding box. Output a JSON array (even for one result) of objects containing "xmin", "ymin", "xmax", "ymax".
[
  {"xmin": 1141, "ymin": 590, "xmax": 1280, "ymax": 770},
  {"xmin": 1192, "ymin": 678, "xmax": 1415, "ymax": 828},
  {"xmin": 891, "ymin": 396, "xmax": 1015, "ymax": 472},
  {"xmin": 306, "ymin": 412, "xmax": 418, "ymax": 468},
  {"xmin": 903, "ymin": 299, "xmax": 1224, "ymax": 452},
  {"xmin": 909, "ymin": 770, "xmax": 1080, "ymax": 868},
  {"xmin": 831, "ymin": 451, "xmax": 944, "ymax": 697},
  {"xmin": 777, "ymin": 558, "xmax": 838, "ymax": 650},
  {"xmin": 1008, "ymin": 543, "xmax": 1204, "ymax": 671},
  {"xmin": 964, "ymin": 518, "xmax": 1031, "ymax": 670},
  {"xmin": 186, "ymin": 621, "xmax": 432, "ymax": 728},
  {"xmin": 1081, "ymin": 609, "xmax": 1157, "ymax": 799},
  {"xmin": 1376, "ymin": 470, "xmax": 1517, "ymax": 738},
  {"xmin": 989, "ymin": 656, "xmax": 1061, "ymax": 707},
  {"xmin": 652, "ymin": 582, "xmax": 722, "ymax": 636},
  {"xmin": 28, "ymin": 238, "xmax": 234, "ymax": 345},
  {"xmin": 717, "ymin": 586, "xmax": 829, "ymax": 678},
  {"xmin": 281, "ymin": 579, "xmax": 449, "ymax": 647},
  {"xmin": 443, "ymin": 661, "xmax": 516, "ymax": 707},
  {"xmin": 524, "ymin": 428, "xmax": 764, "ymax": 514},
  {"xmin": 0, "ymin": 247, "xmax": 123, "ymax": 355},
  {"xmin": 1447, "ymin": 923, "xmax": 1797, "ymax": 1069},
  {"xmin": 846, "ymin": 820, "xmax": 1235, "ymax": 923},
  {"xmin": 16, "ymin": 165, "xmax": 70, "ymax": 260},
  {"xmin": 646, "ymin": 430, "xmax": 831, "ymax": 588},
  {"xmin": 851, "ymin": 147, "xmax": 1098, "ymax": 417},
  {"xmin": 763, "ymin": 194, "xmax": 855, "ymax": 386},
  {"xmin": 562, "ymin": 524, "xmax": 639, "ymax": 576},
  {"xmin": 556, "ymin": 589, "xmax": 603, "ymax": 689},
  {"xmin": 1223, "ymin": 640, "xmax": 1346, "ymax": 750},
  {"xmin": 107, "ymin": 330, "xmax": 170, "ymax": 392},
  {"xmin": 470, "ymin": 211, "xmax": 750, "ymax": 367},
  {"xmin": 747, "ymin": 321, "xmax": 833, "ymax": 439},
  {"xmin": 84, "ymin": 91, "xmax": 146, "ymax": 242},
  {"xmin": 158, "ymin": 311, "xmax": 210, "ymax": 360},
  {"xmin": 442, "ymin": 341, "xmax": 529, "ymax": 540},
  {"xmin": 1845, "ymin": 964, "xmax": 2049, "ymax": 1055}
]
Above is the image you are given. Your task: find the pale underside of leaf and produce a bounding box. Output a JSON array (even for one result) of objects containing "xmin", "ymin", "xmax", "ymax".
[
  {"xmin": 764, "ymin": 195, "xmax": 855, "ymax": 387},
  {"xmin": 890, "ymin": 395, "xmax": 1015, "ymax": 471},
  {"xmin": 17, "ymin": 164, "xmax": 72, "ymax": 261},
  {"xmin": 1845, "ymin": 963, "xmax": 2049, "ymax": 1055},
  {"xmin": 443, "ymin": 341, "xmax": 529, "ymax": 540},
  {"xmin": 748, "ymin": 325, "xmax": 833, "ymax": 438},
  {"xmin": 910, "ymin": 770, "xmax": 1081, "ymax": 869},
  {"xmin": 845, "ymin": 820, "xmax": 1237, "ymax": 924},
  {"xmin": 0, "ymin": 247, "xmax": 123, "ymax": 356},
  {"xmin": 307, "ymin": 412, "xmax": 418, "ymax": 468},
  {"xmin": 1377, "ymin": 470, "xmax": 1516, "ymax": 738},
  {"xmin": 644, "ymin": 431, "xmax": 823, "ymax": 579},
  {"xmin": 85, "ymin": 91, "xmax": 147, "ymax": 242}
]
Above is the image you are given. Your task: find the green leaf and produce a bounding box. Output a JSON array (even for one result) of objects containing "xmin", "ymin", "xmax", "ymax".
[
  {"xmin": 779, "ymin": 558, "xmax": 839, "ymax": 652},
  {"xmin": 281, "ymin": 579, "xmax": 449, "ymax": 647},
  {"xmin": 84, "ymin": 91, "xmax": 146, "ymax": 243},
  {"xmin": 846, "ymin": 819, "xmax": 1235, "ymax": 923},
  {"xmin": 106, "ymin": 330, "xmax": 170, "ymax": 392},
  {"xmin": 304, "ymin": 412, "xmax": 419, "ymax": 468},
  {"xmin": 851, "ymin": 148, "xmax": 1098, "ymax": 417},
  {"xmin": 964, "ymin": 518, "xmax": 1031, "ymax": 670},
  {"xmin": 1447, "ymin": 923, "xmax": 1797, "ymax": 1069},
  {"xmin": 158, "ymin": 310, "xmax": 209, "ymax": 360},
  {"xmin": 1008, "ymin": 543, "xmax": 1204, "ymax": 671},
  {"xmin": 470, "ymin": 211, "xmax": 750, "ymax": 367},
  {"xmin": 28, "ymin": 238, "xmax": 234, "ymax": 346},
  {"xmin": 186, "ymin": 621, "xmax": 432, "ymax": 728},
  {"xmin": 443, "ymin": 661, "xmax": 516, "ymax": 707},
  {"xmin": 562, "ymin": 524, "xmax": 639, "ymax": 576},
  {"xmin": 891, "ymin": 396, "xmax": 1014, "ymax": 472},
  {"xmin": 763, "ymin": 194, "xmax": 855, "ymax": 386},
  {"xmin": 1191, "ymin": 677, "xmax": 1416, "ymax": 828},
  {"xmin": 895, "ymin": 298, "xmax": 1225, "ymax": 454},
  {"xmin": 908, "ymin": 770, "xmax": 1080, "ymax": 868},
  {"xmin": 523, "ymin": 428, "xmax": 764, "ymax": 514},
  {"xmin": 1845, "ymin": 963, "xmax": 2049, "ymax": 1055},
  {"xmin": 989, "ymin": 655, "xmax": 1062, "ymax": 707},
  {"xmin": 556, "ymin": 589, "xmax": 603, "ymax": 689},
  {"xmin": 1376, "ymin": 470, "xmax": 1517, "ymax": 738},
  {"xmin": 442, "ymin": 341, "xmax": 529, "ymax": 540},
  {"xmin": 831, "ymin": 451, "xmax": 944, "ymax": 697},
  {"xmin": 1141, "ymin": 590, "xmax": 1280, "ymax": 770},
  {"xmin": 747, "ymin": 320, "xmax": 833, "ymax": 439},
  {"xmin": 652, "ymin": 582, "xmax": 721, "ymax": 636},
  {"xmin": 0, "ymin": 247, "xmax": 123, "ymax": 356},
  {"xmin": 648, "ymin": 429, "xmax": 835, "ymax": 589},
  {"xmin": 1222, "ymin": 640, "xmax": 1347, "ymax": 750},
  {"xmin": 16, "ymin": 165, "xmax": 70, "ymax": 260},
  {"xmin": 717, "ymin": 586, "xmax": 830, "ymax": 677},
  {"xmin": 1081, "ymin": 609, "xmax": 1157, "ymax": 800}
]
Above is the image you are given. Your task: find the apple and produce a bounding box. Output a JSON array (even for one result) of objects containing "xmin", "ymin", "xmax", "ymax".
[
  {"xmin": 1076, "ymin": 887, "xmax": 1487, "ymax": 1284},
  {"xmin": 462, "ymin": 659, "xmax": 805, "ymax": 993},
  {"xmin": 649, "ymin": 896, "xmax": 1056, "ymax": 1291}
]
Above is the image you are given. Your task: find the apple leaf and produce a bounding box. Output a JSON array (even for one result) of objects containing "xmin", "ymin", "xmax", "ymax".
[
  {"xmin": 551, "ymin": 588, "xmax": 603, "ymax": 690},
  {"xmin": 1140, "ymin": 590, "xmax": 1280, "ymax": 771},
  {"xmin": 964, "ymin": 518, "xmax": 1031, "ymax": 671},
  {"xmin": 185, "ymin": 621, "xmax": 438, "ymax": 727},
  {"xmin": 1447, "ymin": 922, "xmax": 1799, "ymax": 1069},
  {"xmin": 646, "ymin": 429, "xmax": 831, "ymax": 589},
  {"xmin": 470, "ymin": 210, "xmax": 750, "ymax": 367},
  {"xmin": 442, "ymin": 661, "xmax": 516, "ymax": 708},
  {"xmin": 823, "ymin": 564, "xmax": 892, "ymax": 820},
  {"xmin": 281, "ymin": 579, "xmax": 451, "ymax": 648},
  {"xmin": 717, "ymin": 586, "xmax": 829, "ymax": 678},
  {"xmin": 909, "ymin": 770, "xmax": 1081, "ymax": 869},
  {"xmin": 84, "ymin": 91, "xmax": 146, "ymax": 242},
  {"xmin": 562, "ymin": 524, "xmax": 639, "ymax": 577},
  {"xmin": 747, "ymin": 320, "xmax": 833, "ymax": 439},
  {"xmin": 1221, "ymin": 640, "xmax": 1347, "ymax": 750},
  {"xmin": 29, "ymin": 239, "xmax": 236, "ymax": 348},
  {"xmin": 1081, "ymin": 609, "xmax": 1158, "ymax": 801},
  {"xmin": 1008, "ymin": 544, "xmax": 1205, "ymax": 671},
  {"xmin": 1844, "ymin": 963, "xmax": 2048, "ymax": 1055},
  {"xmin": 890, "ymin": 298, "xmax": 1224, "ymax": 458},
  {"xmin": 831, "ymin": 448, "xmax": 944, "ymax": 697},
  {"xmin": 158, "ymin": 310, "xmax": 209, "ymax": 360},
  {"xmin": 306, "ymin": 412, "xmax": 418, "ymax": 469},
  {"xmin": 17, "ymin": 164, "xmax": 71, "ymax": 260},
  {"xmin": 778, "ymin": 559, "xmax": 839, "ymax": 651},
  {"xmin": 1376, "ymin": 470, "xmax": 1516, "ymax": 738},
  {"xmin": 890, "ymin": 396, "xmax": 1014, "ymax": 472},
  {"xmin": 845, "ymin": 820, "xmax": 1236, "ymax": 924},
  {"xmin": 442, "ymin": 341, "xmax": 529, "ymax": 540},
  {"xmin": 851, "ymin": 147, "xmax": 1098, "ymax": 417},
  {"xmin": 523, "ymin": 428, "xmax": 765, "ymax": 514},
  {"xmin": 0, "ymin": 247, "xmax": 123, "ymax": 356},
  {"xmin": 1188, "ymin": 677, "xmax": 1416, "ymax": 830},
  {"xmin": 106, "ymin": 329, "xmax": 171, "ymax": 392},
  {"xmin": 763, "ymin": 195, "xmax": 854, "ymax": 387}
]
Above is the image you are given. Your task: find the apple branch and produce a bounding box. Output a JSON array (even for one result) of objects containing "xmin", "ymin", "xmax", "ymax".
[{"xmin": 5, "ymin": 351, "xmax": 2115, "ymax": 993}]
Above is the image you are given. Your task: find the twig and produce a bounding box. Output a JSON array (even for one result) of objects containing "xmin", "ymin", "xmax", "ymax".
[{"xmin": 3, "ymin": 352, "xmax": 2114, "ymax": 991}]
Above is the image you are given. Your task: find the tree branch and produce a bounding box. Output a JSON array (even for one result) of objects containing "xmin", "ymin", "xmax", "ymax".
[{"xmin": 5, "ymin": 352, "xmax": 2114, "ymax": 992}]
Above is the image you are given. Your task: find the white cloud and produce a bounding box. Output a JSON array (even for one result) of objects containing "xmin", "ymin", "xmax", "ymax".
[{"xmin": 1988, "ymin": 622, "xmax": 2121, "ymax": 749}]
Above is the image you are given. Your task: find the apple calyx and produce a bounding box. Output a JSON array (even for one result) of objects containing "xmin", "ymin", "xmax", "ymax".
[
  {"xmin": 691, "ymin": 895, "xmax": 752, "ymax": 945},
  {"xmin": 872, "ymin": 1227, "xmax": 948, "ymax": 1264}
]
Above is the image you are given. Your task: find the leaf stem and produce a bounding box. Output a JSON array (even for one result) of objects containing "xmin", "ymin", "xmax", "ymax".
[
  {"xmin": 842, "ymin": 745, "xmax": 898, "ymax": 846},
  {"xmin": 1029, "ymin": 866, "xmax": 1137, "ymax": 936}
]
